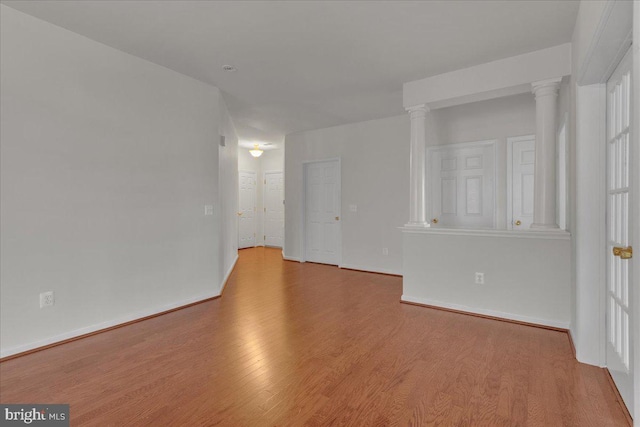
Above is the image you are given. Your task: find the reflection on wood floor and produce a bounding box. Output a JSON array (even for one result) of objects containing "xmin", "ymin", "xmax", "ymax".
[{"xmin": 0, "ymin": 247, "xmax": 629, "ymax": 426}]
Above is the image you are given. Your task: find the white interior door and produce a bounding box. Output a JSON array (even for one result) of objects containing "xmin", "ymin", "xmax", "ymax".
[
  {"xmin": 304, "ymin": 160, "xmax": 340, "ymax": 265},
  {"xmin": 508, "ymin": 136, "xmax": 535, "ymax": 230},
  {"xmin": 264, "ymin": 171, "xmax": 284, "ymax": 248},
  {"xmin": 606, "ymin": 48, "xmax": 634, "ymax": 415},
  {"xmin": 238, "ymin": 171, "xmax": 256, "ymax": 249},
  {"xmin": 429, "ymin": 141, "xmax": 495, "ymax": 228}
]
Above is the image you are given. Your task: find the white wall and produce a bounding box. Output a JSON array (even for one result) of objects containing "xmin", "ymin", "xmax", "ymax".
[
  {"xmin": 262, "ymin": 147, "xmax": 284, "ymax": 173},
  {"xmin": 402, "ymin": 230, "xmax": 572, "ymax": 329},
  {"xmin": 0, "ymin": 5, "xmax": 231, "ymax": 357},
  {"xmin": 285, "ymin": 115, "xmax": 410, "ymax": 275},
  {"xmin": 218, "ymin": 96, "xmax": 240, "ymax": 283},
  {"xmin": 237, "ymin": 146, "xmax": 284, "ymax": 247},
  {"xmin": 284, "ymin": 95, "xmax": 535, "ymax": 275}
]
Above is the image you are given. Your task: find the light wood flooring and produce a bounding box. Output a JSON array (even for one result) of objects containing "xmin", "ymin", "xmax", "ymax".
[{"xmin": 0, "ymin": 247, "xmax": 629, "ymax": 426}]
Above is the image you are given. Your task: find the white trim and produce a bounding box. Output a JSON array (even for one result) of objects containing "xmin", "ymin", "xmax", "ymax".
[
  {"xmin": 632, "ymin": 2, "xmax": 640, "ymax": 417},
  {"xmin": 220, "ymin": 254, "xmax": 239, "ymax": 292},
  {"xmin": 2, "ymin": 255, "xmax": 240, "ymax": 359},
  {"xmin": 577, "ymin": 0, "xmax": 633, "ymax": 85},
  {"xmin": 400, "ymin": 226, "xmax": 570, "ymax": 240},
  {"xmin": 339, "ymin": 263, "xmax": 402, "ymax": 277},
  {"xmin": 427, "ymin": 138, "xmax": 497, "ymax": 152},
  {"xmin": 301, "ymin": 158, "xmax": 342, "ymax": 265},
  {"xmin": 401, "ymin": 295, "xmax": 570, "ymax": 330},
  {"xmin": 631, "ymin": 1, "xmax": 640, "ymax": 416},
  {"xmin": 426, "ymin": 139, "xmax": 498, "ymax": 229},
  {"xmin": 282, "ymin": 253, "xmax": 302, "ymax": 262},
  {"xmin": 506, "ymin": 135, "xmax": 536, "ymax": 230},
  {"xmin": 404, "ymin": 43, "xmax": 571, "ymax": 109},
  {"xmin": 574, "ymin": 83, "xmax": 608, "ymax": 367},
  {"xmin": 0, "ymin": 290, "xmax": 221, "ymax": 359}
]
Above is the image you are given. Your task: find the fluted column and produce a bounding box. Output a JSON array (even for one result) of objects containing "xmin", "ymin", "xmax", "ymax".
[
  {"xmin": 406, "ymin": 104, "xmax": 429, "ymax": 227},
  {"xmin": 531, "ymin": 78, "xmax": 561, "ymax": 229}
]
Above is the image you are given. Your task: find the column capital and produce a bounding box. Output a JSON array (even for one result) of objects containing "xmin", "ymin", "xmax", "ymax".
[
  {"xmin": 531, "ymin": 77, "xmax": 562, "ymax": 97},
  {"xmin": 406, "ymin": 104, "xmax": 429, "ymax": 118}
]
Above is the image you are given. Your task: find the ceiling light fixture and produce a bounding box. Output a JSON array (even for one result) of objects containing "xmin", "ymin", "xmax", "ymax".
[
  {"xmin": 249, "ymin": 144, "xmax": 263, "ymax": 158},
  {"xmin": 222, "ymin": 65, "xmax": 237, "ymax": 72}
]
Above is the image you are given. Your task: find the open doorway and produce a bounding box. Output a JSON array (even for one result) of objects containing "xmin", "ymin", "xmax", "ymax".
[{"xmin": 237, "ymin": 143, "xmax": 285, "ymax": 249}]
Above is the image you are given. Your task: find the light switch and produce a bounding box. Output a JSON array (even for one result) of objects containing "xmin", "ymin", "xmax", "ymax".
[
  {"xmin": 349, "ymin": 204, "xmax": 357, "ymax": 212},
  {"xmin": 204, "ymin": 205, "xmax": 214, "ymax": 216}
]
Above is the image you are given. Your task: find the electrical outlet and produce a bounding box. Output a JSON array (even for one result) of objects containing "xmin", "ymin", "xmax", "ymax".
[
  {"xmin": 349, "ymin": 204, "xmax": 357, "ymax": 212},
  {"xmin": 40, "ymin": 291, "xmax": 54, "ymax": 308},
  {"xmin": 382, "ymin": 248, "xmax": 389, "ymax": 256},
  {"xmin": 204, "ymin": 205, "xmax": 214, "ymax": 216},
  {"xmin": 475, "ymin": 272, "xmax": 485, "ymax": 285}
]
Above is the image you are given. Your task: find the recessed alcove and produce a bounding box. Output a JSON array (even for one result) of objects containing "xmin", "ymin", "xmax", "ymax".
[{"xmin": 401, "ymin": 44, "xmax": 572, "ymax": 328}]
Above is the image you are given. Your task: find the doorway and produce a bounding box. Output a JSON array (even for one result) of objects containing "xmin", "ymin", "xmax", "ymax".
[
  {"xmin": 264, "ymin": 171, "xmax": 284, "ymax": 248},
  {"xmin": 303, "ymin": 159, "xmax": 341, "ymax": 265},
  {"xmin": 238, "ymin": 170, "xmax": 257, "ymax": 249},
  {"xmin": 605, "ymin": 47, "xmax": 634, "ymax": 416},
  {"xmin": 507, "ymin": 135, "xmax": 535, "ymax": 230},
  {"xmin": 427, "ymin": 140, "xmax": 496, "ymax": 228}
]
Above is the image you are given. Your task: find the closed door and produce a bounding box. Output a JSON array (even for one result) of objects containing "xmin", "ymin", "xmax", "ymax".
[
  {"xmin": 304, "ymin": 160, "xmax": 340, "ymax": 265},
  {"xmin": 238, "ymin": 171, "xmax": 256, "ymax": 249},
  {"xmin": 606, "ymin": 47, "xmax": 634, "ymax": 415},
  {"xmin": 264, "ymin": 171, "xmax": 284, "ymax": 248},
  {"xmin": 508, "ymin": 136, "xmax": 535, "ymax": 229},
  {"xmin": 429, "ymin": 141, "xmax": 495, "ymax": 228}
]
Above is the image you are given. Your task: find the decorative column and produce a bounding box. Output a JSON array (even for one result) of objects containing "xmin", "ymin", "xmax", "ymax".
[
  {"xmin": 531, "ymin": 78, "xmax": 561, "ymax": 230},
  {"xmin": 406, "ymin": 104, "xmax": 429, "ymax": 227}
]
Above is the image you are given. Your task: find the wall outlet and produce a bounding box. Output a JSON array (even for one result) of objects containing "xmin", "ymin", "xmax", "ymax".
[
  {"xmin": 349, "ymin": 204, "xmax": 357, "ymax": 212},
  {"xmin": 382, "ymin": 248, "xmax": 389, "ymax": 256},
  {"xmin": 475, "ymin": 272, "xmax": 485, "ymax": 285},
  {"xmin": 40, "ymin": 291, "xmax": 54, "ymax": 308},
  {"xmin": 204, "ymin": 205, "xmax": 214, "ymax": 216}
]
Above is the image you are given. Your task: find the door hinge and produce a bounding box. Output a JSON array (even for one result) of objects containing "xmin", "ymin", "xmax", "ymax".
[
  {"xmin": 264, "ymin": 235, "xmax": 266, "ymax": 240},
  {"xmin": 264, "ymin": 179, "xmax": 266, "ymax": 184},
  {"xmin": 264, "ymin": 207, "xmax": 266, "ymax": 212}
]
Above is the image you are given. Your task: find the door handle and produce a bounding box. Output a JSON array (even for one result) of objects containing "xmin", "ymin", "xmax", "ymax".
[
  {"xmin": 432, "ymin": 218, "xmax": 438, "ymax": 224},
  {"xmin": 335, "ymin": 216, "xmax": 340, "ymax": 221},
  {"xmin": 613, "ymin": 246, "xmax": 633, "ymax": 259},
  {"xmin": 515, "ymin": 220, "xmax": 522, "ymax": 226},
  {"xmin": 237, "ymin": 212, "xmax": 243, "ymax": 216}
]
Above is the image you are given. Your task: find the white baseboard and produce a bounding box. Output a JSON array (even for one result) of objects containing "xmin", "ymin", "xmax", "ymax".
[
  {"xmin": 0, "ymin": 290, "xmax": 222, "ymax": 359},
  {"xmin": 339, "ymin": 263, "xmax": 402, "ymax": 276},
  {"xmin": 282, "ymin": 252, "xmax": 302, "ymax": 262},
  {"xmin": 400, "ymin": 295, "xmax": 570, "ymax": 330},
  {"xmin": 220, "ymin": 254, "xmax": 239, "ymax": 292},
  {"xmin": 2, "ymin": 254, "xmax": 242, "ymax": 359}
]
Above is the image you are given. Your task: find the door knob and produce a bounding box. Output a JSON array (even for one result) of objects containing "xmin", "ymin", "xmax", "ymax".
[
  {"xmin": 613, "ymin": 246, "xmax": 633, "ymax": 259},
  {"xmin": 335, "ymin": 216, "xmax": 340, "ymax": 221},
  {"xmin": 237, "ymin": 212, "xmax": 243, "ymax": 216},
  {"xmin": 515, "ymin": 220, "xmax": 522, "ymax": 226},
  {"xmin": 432, "ymin": 218, "xmax": 438, "ymax": 224}
]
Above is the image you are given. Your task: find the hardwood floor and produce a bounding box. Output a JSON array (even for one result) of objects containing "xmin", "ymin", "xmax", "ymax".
[{"xmin": 0, "ymin": 247, "xmax": 629, "ymax": 426}]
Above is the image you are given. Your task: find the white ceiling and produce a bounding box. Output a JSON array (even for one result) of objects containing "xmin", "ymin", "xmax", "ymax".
[{"xmin": 3, "ymin": 1, "xmax": 579, "ymax": 145}]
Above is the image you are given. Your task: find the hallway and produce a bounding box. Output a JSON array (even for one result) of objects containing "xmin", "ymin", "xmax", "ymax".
[{"xmin": 0, "ymin": 248, "xmax": 629, "ymax": 425}]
